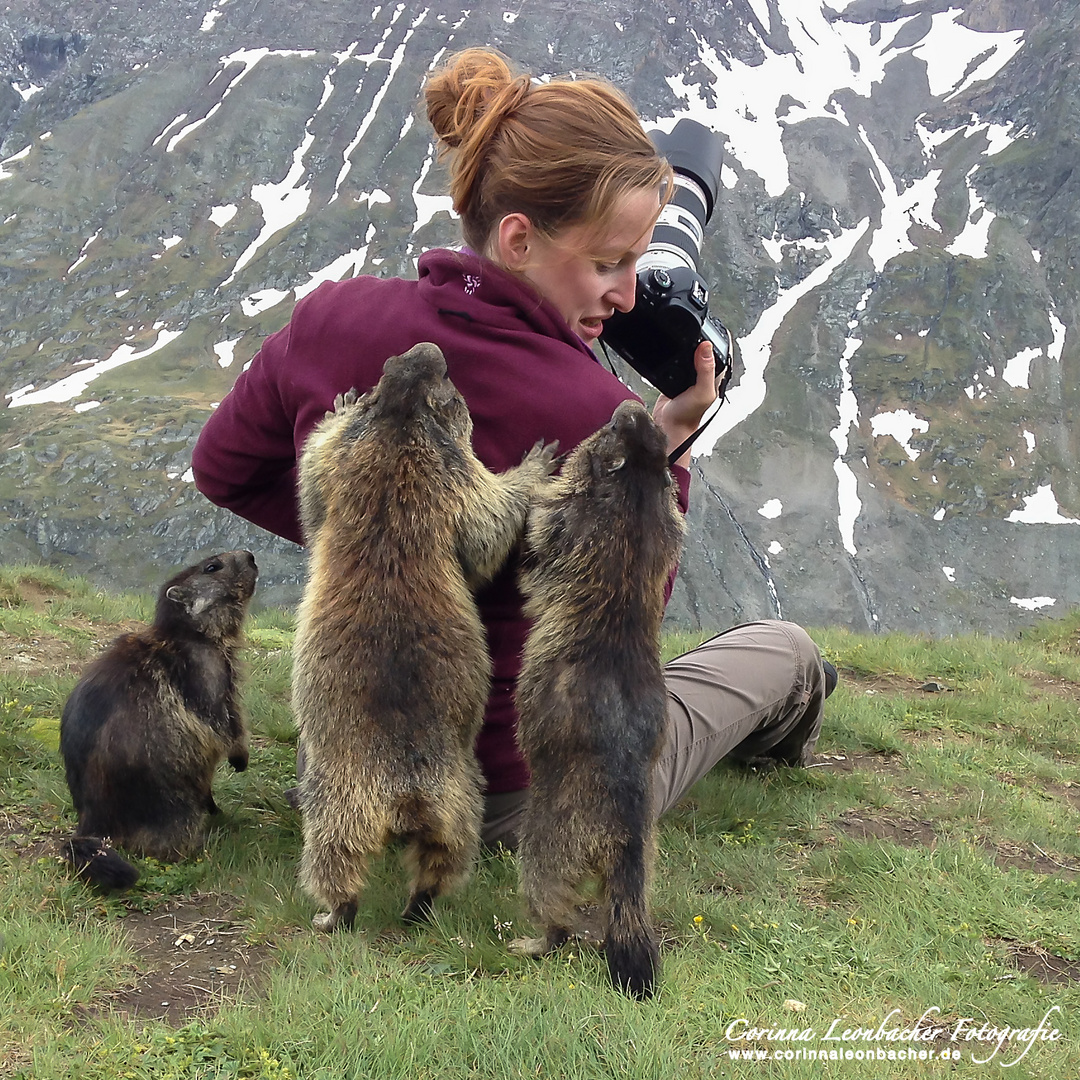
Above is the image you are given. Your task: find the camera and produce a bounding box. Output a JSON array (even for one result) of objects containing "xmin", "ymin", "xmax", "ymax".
[{"xmin": 600, "ymin": 118, "xmax": 732, "ymax": 400}]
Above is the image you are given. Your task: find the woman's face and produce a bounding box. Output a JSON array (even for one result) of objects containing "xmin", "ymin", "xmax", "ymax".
[{"xmin": 511, "ymin": 187, "xmax": 661, "ymax": 345}]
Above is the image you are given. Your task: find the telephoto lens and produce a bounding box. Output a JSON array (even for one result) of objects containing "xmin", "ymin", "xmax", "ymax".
[{"xmin": 600, "ymin": 118, "xmax": 731, "ymax": 399}]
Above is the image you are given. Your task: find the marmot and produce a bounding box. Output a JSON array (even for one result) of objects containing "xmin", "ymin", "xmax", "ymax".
[
  {"xmin": 511, "ymin": 400, "xmax": 685, "ymax": 999},
  {"xmin": 293, "ymin": 341, "xmax": 555, "ymax": 932},
  {"xmin": 59, "ymin": 550, "xmax": 258, "ymax": 888}
]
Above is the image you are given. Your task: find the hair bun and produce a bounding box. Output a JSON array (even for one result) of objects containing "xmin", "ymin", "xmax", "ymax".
[{"xmin": 425, "ymin": 48, "xmax": 526, "ymax": 150}]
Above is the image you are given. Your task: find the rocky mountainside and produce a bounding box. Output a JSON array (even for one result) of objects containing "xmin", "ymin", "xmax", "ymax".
[{"xmin": 1, "ymin": 0, "xmax": 1078, "ymax": 635}]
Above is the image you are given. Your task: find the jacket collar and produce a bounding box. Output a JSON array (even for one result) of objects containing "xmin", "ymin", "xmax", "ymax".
[{"xmin": 416, "ymin": 248, "xmax": 598, "ymax": 360}]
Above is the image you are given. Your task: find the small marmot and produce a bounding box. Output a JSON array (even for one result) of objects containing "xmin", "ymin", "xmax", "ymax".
[
  {"xmin": 512, "ymin": 399, "xmax": 685, "ymax": 999},
  {"xmin": 293, "ymin": 341, "xmax": 556, "ymax": 931},
  {"xmin": 59, "ymin": 550, "xmax": 258, "ymax": 888}
]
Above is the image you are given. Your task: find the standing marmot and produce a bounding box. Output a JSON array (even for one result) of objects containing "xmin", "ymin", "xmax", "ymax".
[
  {"xmin": 293, "ymin": 341, "xmax": 556, "ymax": 932},
  {"xmin": 59, "ymin": 550, "xmax": 258, "ymax": 888},
  {"xmin": 512, "ymin": 400, "xmax": 685, "ymax": 999}
]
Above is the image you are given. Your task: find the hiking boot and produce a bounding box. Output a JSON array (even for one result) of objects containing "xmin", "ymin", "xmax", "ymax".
[{"xmin": 823, "ymin": 659, "xmax": 838, "ymax": 699}]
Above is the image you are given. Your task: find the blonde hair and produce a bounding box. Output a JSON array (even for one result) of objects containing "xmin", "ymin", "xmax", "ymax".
[{"xmin": 424, "ymin": 48, "xmax": 672, "ymax": 254}]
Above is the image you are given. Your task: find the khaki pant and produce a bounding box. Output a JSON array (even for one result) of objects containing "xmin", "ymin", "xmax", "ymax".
[{"xmin": 481, "ymin": 620, "xmax": 826, "ymax": 850}]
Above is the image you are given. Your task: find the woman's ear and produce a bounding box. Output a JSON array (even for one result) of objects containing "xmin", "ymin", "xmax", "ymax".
[{"xmin": 493, "ymin": 212, "xmax": 533, "ymax": 270}]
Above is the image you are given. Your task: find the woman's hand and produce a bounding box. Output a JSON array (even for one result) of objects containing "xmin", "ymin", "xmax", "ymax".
[{"xmin": 652, "ymin": 340, "xmax": 717, "ymax": 468}]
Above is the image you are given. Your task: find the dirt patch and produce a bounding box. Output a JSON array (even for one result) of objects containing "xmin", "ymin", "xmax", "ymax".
[
  {"xmin": 0, "ymin": 620, "xmax": 141, "ymax": 681},
  {"xmin": 843, "ymin": 671, "xmax": 963, "ymax": 697},
  {"xmin": 1044, "ymin": 781, "xmax": 1080, "ymax": 813},
  {"xmin": 992, "ymin": 840, "xmax": 1079, "ymax": 877},
  {"xmin": 0, "ymin": 580, "xmax": 143, "ymax": 679},
  {"xmin": 835, "ymin": 812, "xmax": 939, "ymax": 847},
  {"xmin": 85, "ymin": 893, "xmax": 282, "ymax": 1025},
  {"xmin": 829, "ymin": 817, "xmax": 1078, "ymax": 878},
  {"xmin": 1005, "ymin": 942, "xmax": 1080, "ymax": 985},
  {"xmin": 850, "ymin": 662, "xmax": 1080, "ymax": 706},
  {"xmin": 2, "ymin": 628, "xmax": 96, "ymax": 680},
  {"xmin": 12, "ymin": 580, "xmax": 71, "ymax": 608},
  {"xmin": 807, "ymin": 750, "xmax": 905, "ymax": 776},
  {"xmin": 843, "ymin": 672, "xmax": 930, "ymax": 696},
  {"xmin": 7, "ymin": 832, "xmax": 283, "ymax": 1027},
  {"xmin": 1021, "ymin": 671, "xmax": 1080, "ymax": 704}
]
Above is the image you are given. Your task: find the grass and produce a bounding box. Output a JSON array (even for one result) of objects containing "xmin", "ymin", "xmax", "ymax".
[{"xmin": 2, "ymin": 566, "xmax": 1080, "ymax": 1077}]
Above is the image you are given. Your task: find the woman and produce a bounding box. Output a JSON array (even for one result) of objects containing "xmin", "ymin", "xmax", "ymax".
[{"xmin": 191, "ymin": 47, "xmax": 832, "ymax": 848}]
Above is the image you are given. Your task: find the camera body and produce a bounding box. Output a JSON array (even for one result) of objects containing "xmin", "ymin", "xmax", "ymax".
[{"xmin": 600, "ymin": 118, "xmax": 732, "ymax": 400}]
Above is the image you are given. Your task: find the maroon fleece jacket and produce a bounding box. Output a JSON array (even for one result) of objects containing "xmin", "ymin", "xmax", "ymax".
[{"xmin": 192, "ymin": 248, "xmax": 690, "ymax": 793}]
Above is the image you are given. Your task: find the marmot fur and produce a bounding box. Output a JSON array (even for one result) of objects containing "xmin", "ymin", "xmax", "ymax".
[
  {"xmin": 512, "ymin": 400, "xmax": 685, "ymax": 999},
  {"xmin": 59, "ymin": 550, "xmax": 258, "ymax": 888},
  {"xmin": 293, "ymin": 341, "xmax": 555, "ymax": 931}
]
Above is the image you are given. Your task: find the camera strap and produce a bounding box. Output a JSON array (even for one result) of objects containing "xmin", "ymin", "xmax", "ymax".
[{"xmin": 666, "ymin": 351, "xmax": 733, "ymax": 466}]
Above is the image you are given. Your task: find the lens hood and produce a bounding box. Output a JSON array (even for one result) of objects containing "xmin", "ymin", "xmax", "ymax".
[{"xmin": 649, "ymin": 118, "xmax": 724, "ymax": 223}]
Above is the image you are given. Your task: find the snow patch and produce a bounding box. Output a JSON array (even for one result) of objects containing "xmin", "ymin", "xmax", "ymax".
[
  {"xmin": 0, "ymin": 144, "xmax": 32, "ymax": 181},
  {"xmin": 213, "ymin": 338, "xmax": 241, "ymax": 368},
  {"xmin": 829, "ymin": 286, "xmax": 875, "ymax": 557},
  {"xmin": 1006, "ymin": 485, "xmax": 1080, "ymax": 525},
  {"xmin": 13, "ymin": 83, "xmax": 44, "ymax": 102},
  {"xmin": 946, "ymin": 167, "xmax": 994, "ymax": 258},
  {"xmin": 6, "ymin": 328, "xmax": 185, "ymax": 408},
  {"xmin": 209, "ymin": 204, "xmax": 238, "ymax": 227},
  {"xmin": 331, "ymin": 8, "xmax": 425, "ymax": 202},
  {"xmin": 871, "ymin": 409, "xmax": 928, "ymax": 461},
  {"xmin": 1002, "ymin": 346, "xmax": 1040, "ymax": 389},
  {"xmin": 697, "ymin": 219, "xmax": 870, "ymax": 459},
  {"xmin": 66, "ymin": 230, "xmax": 101, "ymax": 275},
  {"xmin": 410, "ymin": 146, "xmax": 456, "ymax": 233},
  {"xmin": 1048, "ymin": 312, "xmax": 1067, "ymax": 362},
  {"xmin": 240, "ymin": 290, "xmax": 289, "ymax": 316},
  {"xmin": 1010, "ymin": 596, "xmax": 1057, "ymax": 611},
  {"xmin": 200, "ymin": 0, "xmax": 231, "ymax": 33},
  {"xmin": 165, "ymin": 49, "xmax": 312, "ymax": 154},
  {"xmin": 665, "ymin": 8, "xmax": 1024, "ymax": 198},
  {"xmin": 293, "ymin": 244, "xmax": 374, "ymax": 300}
]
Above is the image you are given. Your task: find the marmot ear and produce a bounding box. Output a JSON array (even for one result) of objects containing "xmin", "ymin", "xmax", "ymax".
[
  {"xmin": 427, "ymin": 379, "xmax": 457, "ymax": 410},
  {"xmin": 589, "ymin": 454, "xmax": 625, "ymax": 479},
  {"xmin": 166, "ymin": 585, "xmax": 212, "ymax": 616}
]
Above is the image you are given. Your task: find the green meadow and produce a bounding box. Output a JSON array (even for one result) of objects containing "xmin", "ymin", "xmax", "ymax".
[{"xmin": 1, "ymin": 564, "xmax": 1078, "ymax": 1078}]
